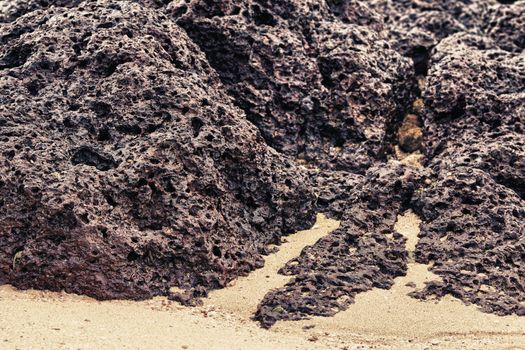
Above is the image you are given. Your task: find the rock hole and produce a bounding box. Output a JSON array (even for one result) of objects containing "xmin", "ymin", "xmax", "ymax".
[
  {"xmin": 252, "ymin": 5, "xmax": 277, "ymax": 26},
  {"xmin": 127, "ymin": 250, "xmax": 140, "ymax": 261},
  {"xmin": 410, "ymin": 45, "xmax": 431, "ymax": 76},
  {"xmin": 121, "ymin": 28, "xmax": 133, "ymax": 38},
  {"xmin": 71, "ymin": 146, "xmax": 117, "ymax": 171},
  {"xmin": 104, "ymin": 193, "xmax": 117, "ymax": 207},
  {"xmin": 172, "ymin": 5, "xmax": 188, "ymax": 17},
  {"xmin": 162, "ymin": 178, "xmax": 176, "ymax": 193},
  {"xmin": 436, "ymin": 95, "xmax": 466, "ymax": 122},
  {"xmin": 4, "ymin": 150, "xmax": 15, "ymax": 159},
  {"xmin": 191, "ymin": 117, "xmax": 204, "ymax": 137},
  {"xmin": 91, "ymin": 101, "xmax": 112, "ymax": 118},
  {"xmin": 136, "ymin": 178, "xmax": 148, "ymax": 187},
  {"xmin": 0, "ymin": 44, "xmax": 32, "ymax": 69},
  {"xmin": 97, "ymin": 22, "xmax": 115, "ymax": 29},
  {"xmin": 97, "ymin": 127, "xmax": 112, "ymax": 141},
  {"xmin": 79, "ymin": 213, "xmax": 90, "ymax": 224},
  {"xmin": 116, "ymin": 123, "xmax": 142, "ymax": 135},
  {"xmin": 26, "ymin": 80, "xmax": 41, "ymax": 96},
  {"xmin": 99, "ymin": 227, "xmax": 109, "ymax": 239},
  {"xmin": 102, "ymin": 57, "xmax": 129, "ymax": 78},
  {"xmin": 212, "ymin": 245, "xmax": 222, "ymax": 258},
  {"xmin": 145, "ymin": 123, "xmax": 159, "ymax": 133}
]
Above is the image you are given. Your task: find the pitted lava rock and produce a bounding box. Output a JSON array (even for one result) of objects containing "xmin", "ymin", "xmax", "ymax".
[
  {"xmin": 173, "ymin": 0, "xmax": 415, "ymax": 172},
  {"xmin": 308, "ymin": 168, "xmax": 365, "ymax": 220},
  {"xmin": 0, "ymin": 1, "xmax": 315, "ymax": 300},
  {"xmin": 254, "ymin": 162, "xmax": 418, "ymax": 327},
  {"xmin": 411, "ymin": 168, "xmax": 525, "ymax": 316},
  {"xmin": 1, "ymin": 0, "xmax": 525, "ymax": 327},
  {"xmin": 254, "ymin": 0, "xmax": 525, "ymax": 326},
  {"xmin": 409, "ymin": 20, "xmax": 525, "ymax": 315},
  {"xmin": 422, "ymin": 32, "xmax": 525, "ymax": 158}
]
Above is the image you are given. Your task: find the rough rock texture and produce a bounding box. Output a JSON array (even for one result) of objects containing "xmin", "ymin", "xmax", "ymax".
[
  {"xmin": 0, "ymin": 1, "xmax": 315, "ymax": 301},
  {"xmin": 422, "ymin": 32, "xmax": 525, "ymax": 158},
  {"xmin": 254, "ymin": 162, "xmax": 418, "ymax": 327},
  {"xmin": 308, "ymin": 169, "xmax": 365, "ymax": 220},
  {"xmin": 481, "ymin": 2, "xmax": 525, "ymax": 53},
  {"xmin": 254, "ymin": 0, "xmax": 525, "ymax": 326},
  {"xmin": 0, "ymin": 0, "xmax": 171, "ymax": 23},
  {"xmin": 1, "ymin": 0, "xmax": 525, "ymax": 327},
  {"xmin": 173, "ymin": 0, "xmax": 415, "ymax": 173},
  {"xmin": 411, "ymin": 167, "xmax": 525, "ymax": 316},
  {"xmin": 410, "ymin": 14, "xmax": 525, "ymax": 315},
  {"xmin": 367, "ymin": 0, "xmax": 497, "ymax": 73}
]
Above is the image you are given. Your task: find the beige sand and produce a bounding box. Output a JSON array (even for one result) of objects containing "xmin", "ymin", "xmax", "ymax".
[{"xmin": 1, "ymin": 212, "xmax": 525, "ymax": 350}]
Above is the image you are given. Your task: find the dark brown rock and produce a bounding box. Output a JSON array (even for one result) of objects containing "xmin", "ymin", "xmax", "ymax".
[
  {"xmin": 173, "ymin": 0, "xmax": 415, "ymax": 173},
  {"xmin": 410, "ymin": 4, "xmax": 525, "ymax": 314},
  {"xmin": 411, "ymin": 167, "xmax": 525, "ymax": 316},
  {"xmin": 0, "ymin": 1, "xmax": 315, "ymax": 300},
  {"xmin": 1, "ymin": 0, "xmax": 525, "ymax": 328},
  {"xmin": 254, "ymin": 162, "xmax": 419, "ymax": 328}
]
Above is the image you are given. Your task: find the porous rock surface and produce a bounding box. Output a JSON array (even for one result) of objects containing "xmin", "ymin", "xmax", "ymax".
[
  {"xmin": 1, "ymin": 0, "xmax": 525, "ymax": 327},
  {"xmin": 255, "ymin": 162, "xmax": 417, "ymax": 327},
  {"xmin": 173, "ymin": 0, "xmax": 415, "ymax": 172},
  {"xmin": 254, "ymin": 0, "xmax": 525, "ymax": 325},
  {"xmin": 0, "ymin": 1, "xmax": 315, "ymax": 301},
  {"xmin": 411, "ymin": 167, "xmax": 525, "ymax": 316},
  {"xmin": 409, "ymin": 15, "xmax": 525, "ymax": 316}
]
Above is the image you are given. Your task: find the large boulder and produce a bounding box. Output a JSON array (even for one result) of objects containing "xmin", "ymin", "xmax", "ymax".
[{"xmin": 0, "ymin": 0, "xmax": 315, "ymax": 300}]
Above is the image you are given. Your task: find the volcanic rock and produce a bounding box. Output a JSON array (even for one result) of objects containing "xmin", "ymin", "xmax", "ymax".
[
  {"xmin": 254, "ymin": 162, "xmax": 419, "ymax": 327},
  {"xmin": 0, "ymin": 0, "xmax": 315, "ymax": 300},
  {"xmin": 411, "ymin": 167, "xmax": 525, "ymax": 316},
  {"xmin": 173, "ymin": 0, "xmax": 415, "ymax": 172},
  {"xmin": 1, "ymin": 0, "xmax": 525, "ymax": 327},
  {"xmin": 409, "ymin": 14, "xmax": 525, "ymax": 313}
]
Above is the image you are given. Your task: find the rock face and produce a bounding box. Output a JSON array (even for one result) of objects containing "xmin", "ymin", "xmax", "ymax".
[
  {"xmin": 253, "ymin": 0, "xmax": 525, "ymax": 325},
  {"xmin": 173, "ymin": 0, "xmax": 415, "ymax": 173},
  {"xmin": 255, "ymin": 162, "xmax": 417, "ymax": 328},
  {"xmin": 1, "ymin": 0, "xmax": 525, "ymax": 327},
  {"xmin": 410, "ymin": 14, "xmax": 525, "ymax": 316},
  {"xmin": 0, "ymin": 1, "xmax": 315, "ymax": 300},
  {"xmin": 411, "ymin": 167, "xmax": 525, "ymax": 316}
]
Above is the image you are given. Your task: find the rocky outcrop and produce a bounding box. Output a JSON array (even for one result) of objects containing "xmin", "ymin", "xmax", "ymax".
[
  {"xmin": 1, "ymin": 0, "xmax": 524, "ymax": 327},
  {"xmin": 411, "ymin": 167, "xmax": 525, "ymax": 316},
  {"xmin": 410, "ymin": 20, "xmax": 525, "ymax": 315},
  {"xmin": 255, "ymin": 162, "xmax": 418, "ymax": 327},
  {"xmin": 0, "ymin": 1, "xmax": 315, "ymax": 301}
]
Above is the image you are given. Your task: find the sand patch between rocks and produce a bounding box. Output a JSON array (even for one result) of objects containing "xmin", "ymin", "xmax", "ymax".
[{"xmin": 203, "ymin": 213, "xmax": 339, "ymax": 317}]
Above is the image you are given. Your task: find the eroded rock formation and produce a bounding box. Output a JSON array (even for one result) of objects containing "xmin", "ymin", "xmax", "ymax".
[
  {"xmin": 1, "ymin": 0, "xmax": 524, "ymax": 327},
  {"xmin": 0, "ymin": 1, "xmax": 315, "ymax": 301}
]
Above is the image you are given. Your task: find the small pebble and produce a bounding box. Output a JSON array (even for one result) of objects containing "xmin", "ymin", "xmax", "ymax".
[{"xmin": 308, "ymin": 335, "xmax": 319, "ymax": 342}]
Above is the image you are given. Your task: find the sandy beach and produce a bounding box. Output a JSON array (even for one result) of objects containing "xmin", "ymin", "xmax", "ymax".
[{"xmin": 2, "ymin": 213, "xmax": 525, "ymax": 350}]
